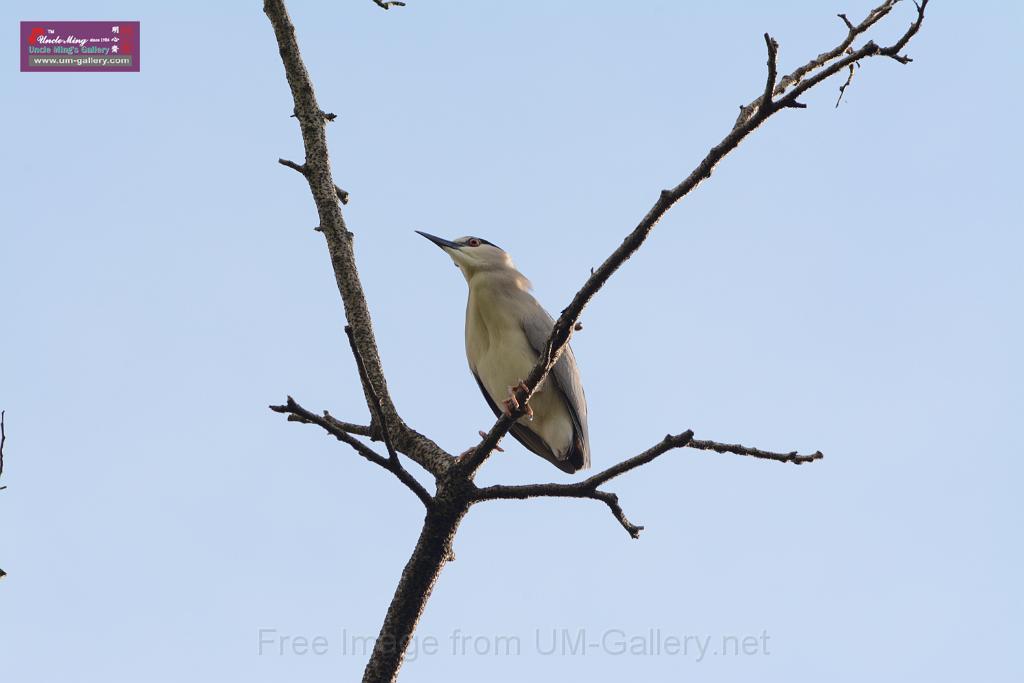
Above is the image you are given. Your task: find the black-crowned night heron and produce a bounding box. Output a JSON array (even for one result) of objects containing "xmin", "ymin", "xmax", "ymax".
[{"xmin": 416, "ymin": 232, "xmax": 591, "ymax": 473}]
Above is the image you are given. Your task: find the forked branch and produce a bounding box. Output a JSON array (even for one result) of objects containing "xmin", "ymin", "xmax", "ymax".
[
  {"xmin": 476, "ymin": 431, "xmax": 822, "ymax": 537},
  {"xmin": 270, "ymin": 397, "xmax": 432, "ymax": 506}
]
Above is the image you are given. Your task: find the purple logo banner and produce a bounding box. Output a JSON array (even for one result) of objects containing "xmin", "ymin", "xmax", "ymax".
[{"xmin": 21, "ymin": 21, "xmax": 140, "ymax": 72}]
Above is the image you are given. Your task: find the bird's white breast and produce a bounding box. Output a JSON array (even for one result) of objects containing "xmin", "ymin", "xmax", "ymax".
[{"xmin": 465, "ymin": 275, "xmax": 574, "ymax": 458}]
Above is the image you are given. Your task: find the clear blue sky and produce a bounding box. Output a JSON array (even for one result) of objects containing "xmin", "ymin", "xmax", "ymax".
[{"xmin": 2, "ymin": 1, "xmax": 1021, "ymax": 681}]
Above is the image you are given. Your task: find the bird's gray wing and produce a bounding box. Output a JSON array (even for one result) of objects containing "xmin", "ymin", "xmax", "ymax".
[{"xmin": 520, "ymin": 303, "xmax": 591, "ymax": 470}]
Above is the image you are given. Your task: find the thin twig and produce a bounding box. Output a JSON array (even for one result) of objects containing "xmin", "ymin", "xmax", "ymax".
[
  {"xmin": 291, "ymin": 110, "xmax": 338, "ymax": 122},
  {"xmin": 478, "ymin": 483, "xmax": 644, "ymax": 538},
  {"xmin": 835, "ymin": 55, "xmax": 858, "ymax": 107},
  {"xmin": 322, "ymin": 413, "xmax": 374, "ymax": 437},
  {"xmin": 777, "ymin": 1, "xmax": 927, "ymax": 109},
  {"xmin": 760, "ymin": 33, "xmax": 779, "ymax": 113},
  {"xmin": 278, "ymin": 157, "xmax": 350, "ymax": 204},
  {"xmin": 270, "ymin": 396, "xmax": 433, "ymax": 506},
  {"xmin": 735, "ymin": 0, "xmax": 913, "ymax": 127},
  {"xmin": 879, "ymin": 0, "xmax": 927, "ymax": 63},
  {"xmin": 688, "ymin": 438, "xmax": 823, "ymax": 464},
  {"xmin": 583, "ymin": 431, "xmax": 695, "ymax": 488},
  {"xmin": 278, "ymin": 157, "xmax": 306, "ymax": 175}
]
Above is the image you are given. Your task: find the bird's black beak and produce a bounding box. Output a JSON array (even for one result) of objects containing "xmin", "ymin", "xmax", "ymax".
[{"xmin": 416, "ymin": 231, "xmax": 462, "ymax": 250}]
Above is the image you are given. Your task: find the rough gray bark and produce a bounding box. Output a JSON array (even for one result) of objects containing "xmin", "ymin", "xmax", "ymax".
[
  {"xmin": 262, "ymin": 1, "xmax": 928, "ymax": 681},
  {"xmin": 361, "ymin": 480, "xmax": 471, "ymax": 682}
]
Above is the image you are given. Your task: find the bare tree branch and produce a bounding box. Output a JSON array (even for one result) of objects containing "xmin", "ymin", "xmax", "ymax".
[
  {"xmin": 270, "ymin": 396, "xmax": 432, "ymax": 506},
  {"xmin": 879, "ymin": 0, "xmax": 927, "ymax": 62},
  {"xmin": 687, "ymin": 438, "xmax": 824, "ymax": 464},
  {"xmin": 835, "ymin": 56, "xmax": 858, "ymax": 108},
  {"xmin": 344, "ymin": 325, "xmax": 397, "ymax": 460},
  {"xmin": 735, "ymin": 0, "xmax": 924, "ymax": 127},
  {"xmin": 339, "ymin": 323, "xmax": 432, "ymax": 501},
  {"xmin": 322, "ymin": 413, "xmax": 374, "ymax": 438},
  {"xmin": 775, "ymin": 0, "xmax": 928, "ymax": 110},
  {"xmin": 475, "ymin": 431, "xmax": 821, "ymax": 537},
  {"xmin": 474, "ymin": 432, "xmax": 696, "ymax": 537},
  {"xmin": 480, "ymin": 484, "xmax": 644, "ymax": 538},
  {"xmin": 264, "ymin": 0, "xmax": 452, "ymax": 477},
  {"xmin": 460, "ymin": 0, "xmax": 928, "ymax": 478}
]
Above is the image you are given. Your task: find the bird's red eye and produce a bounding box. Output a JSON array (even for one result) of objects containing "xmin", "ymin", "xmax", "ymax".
[{"xmin": 467, "ymin": 238, "xmax": 481, "ymax": 247}]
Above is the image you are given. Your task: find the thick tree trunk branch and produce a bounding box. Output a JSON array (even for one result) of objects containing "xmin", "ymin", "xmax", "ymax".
[
  {"xmin": 362, "ymin": 498, "xmax": 467, "ymax": 682},
  {"xmin": 263, "ymin": 0, "xmax": 451, "ymax": 478}
]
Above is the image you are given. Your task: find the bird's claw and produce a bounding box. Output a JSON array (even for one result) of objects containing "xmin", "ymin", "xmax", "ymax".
[
  {"xmin": 501, "ymin": 396, "xmax": 517, "ymax": 417},
  {"xmin": 503, "ymin": 382, "xmax": 533, "ymax": 419}
]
